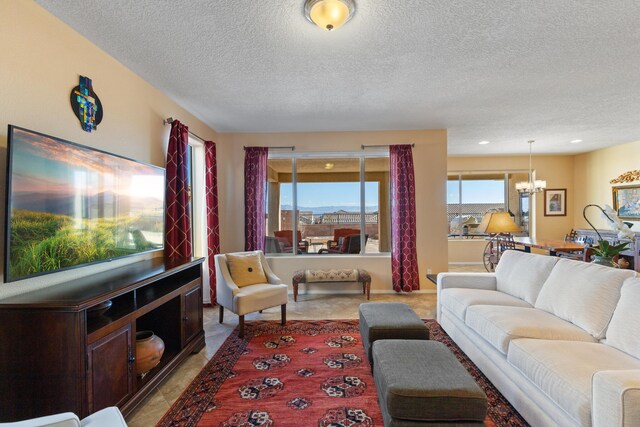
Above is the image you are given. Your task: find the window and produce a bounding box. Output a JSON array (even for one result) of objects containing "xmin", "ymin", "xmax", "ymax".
[
  {"xmin": 187, "ymin": 138, "xmax": 205, "ymax": 258},
  {"xmin": 265, "ymin": 152, "xmax": 390, "ymax": 255},
  {"xmin": 447, "ymin": 172, "xmax": 530, "ymax": 237}
]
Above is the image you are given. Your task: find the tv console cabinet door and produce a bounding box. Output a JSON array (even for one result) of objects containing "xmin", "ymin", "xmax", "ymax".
[
  {"xmin": 87, "ymin": 323, "xmax": 134, "ymax": 414},
  {"xmin": 182, "ymin": 284, "xmax": 202, "ymax": 347}
]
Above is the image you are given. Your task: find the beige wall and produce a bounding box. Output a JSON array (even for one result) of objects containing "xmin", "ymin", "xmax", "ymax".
[
  {"xmin": 574, "ymin": 140, "xmax": 640, "ymax": 230},
  {"xmin": 447, "ymin": 155, "xmax": 575, "ymax": 263},
  {"xmin": 219, "ymin": 130, "xmax": 448, "ymax": 291},
  {"xmin": 0, "ymin": 1, "xmax": 218, "ymax": 299}
]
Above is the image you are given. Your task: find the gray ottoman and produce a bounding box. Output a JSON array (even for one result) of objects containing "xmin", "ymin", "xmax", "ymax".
[
  {"xmin": 359, "ymin": 302, "xmax": 429, "ymax": 364},
  {"xmin": 373, "ymin": 340, "xmax": 487, "ymax": 426}
]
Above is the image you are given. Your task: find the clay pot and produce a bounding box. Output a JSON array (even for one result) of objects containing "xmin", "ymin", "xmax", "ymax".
[{"xmin": 135, "ymin": 331, "xmax": 165, "ymax": 377}]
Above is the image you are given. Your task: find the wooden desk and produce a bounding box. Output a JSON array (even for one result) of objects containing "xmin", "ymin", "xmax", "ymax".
[{"xmin": 512, "ymin": 237, "xmax": 585, "ymax": 256}]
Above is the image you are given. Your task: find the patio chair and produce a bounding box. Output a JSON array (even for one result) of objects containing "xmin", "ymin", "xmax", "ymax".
[
  {"xmin": 326, "ymin": 228, "xmax": 361, "ymax": 251},
  {"xmin": 274, "ymin": 230, "xmax": 309, "ymax": 253},
  {"xmin": 319, "ymin": 234, "xmax": 368, "ymax": 254}
]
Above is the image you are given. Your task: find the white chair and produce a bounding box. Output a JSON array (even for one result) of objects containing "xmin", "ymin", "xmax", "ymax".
[
  {"xmin": 215, "ymin": 251, "xmax": 288, "ymax": 338},
  {"xmin": 1, "ymin": 407, "xmax": 127, "ymax": 427}
]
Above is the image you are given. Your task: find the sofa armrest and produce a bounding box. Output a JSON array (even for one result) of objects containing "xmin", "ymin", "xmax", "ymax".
[
  {"xmin": 593, "ymin": 369, "xmax": 640, "ymax": 427},
  {"xmin": 437, "ymin": 272, "xmax": 497, "ymax": 291}
]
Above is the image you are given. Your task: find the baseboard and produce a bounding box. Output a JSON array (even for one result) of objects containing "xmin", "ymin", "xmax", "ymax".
[{"xmin": 448, "ymin": 262, "xmax": 484, "ymax": 265}]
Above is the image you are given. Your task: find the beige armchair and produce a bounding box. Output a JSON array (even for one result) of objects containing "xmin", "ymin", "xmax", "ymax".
[{"xmin": 215, "ymin": 251, "xmax": 288, "ymax": 338}]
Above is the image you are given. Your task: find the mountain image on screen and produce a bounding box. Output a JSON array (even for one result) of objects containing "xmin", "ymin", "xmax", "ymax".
[{"xmin": 5, "ymin": 127, "xmax": 165, "ymax": 282}]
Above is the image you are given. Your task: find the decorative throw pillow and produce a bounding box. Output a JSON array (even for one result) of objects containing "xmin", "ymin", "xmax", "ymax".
[{"xmin": 226, "ymin": 253, "xmax": 267, "ymax": 287}]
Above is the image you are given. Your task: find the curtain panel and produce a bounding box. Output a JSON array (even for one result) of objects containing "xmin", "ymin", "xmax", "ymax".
[
  {"xmin": 164, "ymin": 120, "xmax": 193, "ymax": 259},
  {"xmin": 244, "ymin": 147, "xmax": 268, "ymax": 251},
  {"xmin": 390, "ymin": 144, "xmax": 419, "ymax": 292},
  {"xmin": 205, "ymin": 141, "xmax": 220, "ymax": 304}
]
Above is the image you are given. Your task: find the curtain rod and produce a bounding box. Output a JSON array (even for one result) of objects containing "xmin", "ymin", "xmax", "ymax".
[
  {"xmin": 163, "ymin": 117, "xmax": 207, "ymax": 142},
  {"xmin": 243, "ymin": 146, "xmax": 295, "ymax": 151},
  {"xmin": 361, "ymin": 143, "xmax": 415, "ymax": 150}
]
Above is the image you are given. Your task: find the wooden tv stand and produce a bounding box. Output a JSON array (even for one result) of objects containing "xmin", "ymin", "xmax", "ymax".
[{"xmin": 0, "ymin": 256, "xmax": 205, "ymax": 422}]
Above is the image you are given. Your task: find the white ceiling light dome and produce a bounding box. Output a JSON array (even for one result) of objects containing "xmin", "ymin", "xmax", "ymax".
[{"xmin": 304, "ymin": 0, "xmax": 356, "ymax": 31}]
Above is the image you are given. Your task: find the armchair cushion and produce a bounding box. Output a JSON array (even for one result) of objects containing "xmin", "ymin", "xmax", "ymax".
[
  {"xmin": 234, "ymin": 283, "xmax": 289, "ymax": 316},
  {"xmin": 226, "ymin": 253, "xmax": 267, "ymax": 287}
]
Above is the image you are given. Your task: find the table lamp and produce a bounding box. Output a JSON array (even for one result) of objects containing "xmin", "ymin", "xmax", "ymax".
[
  {"xmin": 476, "ymin": 211, "xmax": 522, "ymax": 234},
  {"xmin": 477, "ymin": 211, "xmax": 521, "ymax": 271}
]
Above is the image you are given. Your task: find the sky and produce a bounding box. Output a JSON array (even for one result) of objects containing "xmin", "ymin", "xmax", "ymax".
[
  {"xmin": 447, "ymin": 179, "xmax": 505, "ymax": 204},
  {"xmin": 280, "ymin": 182, "xmax": 379, "ymax": 208}
]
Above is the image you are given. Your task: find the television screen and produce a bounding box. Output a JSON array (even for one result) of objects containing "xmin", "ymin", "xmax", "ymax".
[{"xmin": 4, "ymin": 126, "xmax": 165, "ymax": 282}]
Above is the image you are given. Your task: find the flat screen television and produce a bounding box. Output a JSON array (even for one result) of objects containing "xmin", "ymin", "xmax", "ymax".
[{"xmin": 4, "ymin": 126, "xmax": 165, "ymax": 282}]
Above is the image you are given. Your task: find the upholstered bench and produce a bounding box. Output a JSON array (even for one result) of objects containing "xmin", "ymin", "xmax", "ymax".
[
  {"xmin": 291, "ymin": 269, "xmax": 371, "ymax": 302},
  {"xmin": 358, "ymin": 302, "xmax": 429, "ymax": 365},
  {"xmin": 373, "ymin": 340, "xmax": 487, "ymax": 426}
]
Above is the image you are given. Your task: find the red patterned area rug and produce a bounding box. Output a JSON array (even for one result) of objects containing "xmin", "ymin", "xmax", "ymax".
[{"xmin": 156, "ymin": 320, "xmax": 528, "ymax": 427}]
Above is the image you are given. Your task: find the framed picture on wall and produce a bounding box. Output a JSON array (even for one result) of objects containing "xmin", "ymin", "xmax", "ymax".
[
  {"xmin": 544, "ymin": 189, "xmax": 566, "ymax": 216},
  {"xmin": 613, "ymin": 185, "xmax": 640, "ymax": 220}
]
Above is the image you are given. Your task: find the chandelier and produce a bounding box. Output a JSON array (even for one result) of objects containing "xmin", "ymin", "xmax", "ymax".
[{"xmin": 515, "ymin": 140, "xmax": 546, "ymax": 194}]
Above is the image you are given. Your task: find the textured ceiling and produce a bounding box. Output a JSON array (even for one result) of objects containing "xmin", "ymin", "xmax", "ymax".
[{"xmin": 36, "ymin": 0, "xmax": 640, "ymax": 155}]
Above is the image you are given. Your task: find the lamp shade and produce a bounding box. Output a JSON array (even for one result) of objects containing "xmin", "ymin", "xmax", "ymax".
[
  {"xmin": 305, "ymin": 0, "xmax": 355, "ymax": 31},
  {"xmin": 477, "ymin": 212, "xmax": 521, "ymax": 234}
]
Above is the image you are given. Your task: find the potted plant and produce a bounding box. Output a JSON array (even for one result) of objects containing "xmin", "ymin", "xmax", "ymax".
[{"xmin": 583, "ymin": 204, "xmax": 634, "ymax": 267}]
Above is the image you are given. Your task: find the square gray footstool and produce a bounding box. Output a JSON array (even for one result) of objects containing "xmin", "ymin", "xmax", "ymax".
[
  {"xmin": 373, "ymin": 340, "xmax": 487, "ymax": 426},
  {"xmin": 358, "ymin": 302, "xmax": 429, "ymax": 365}
]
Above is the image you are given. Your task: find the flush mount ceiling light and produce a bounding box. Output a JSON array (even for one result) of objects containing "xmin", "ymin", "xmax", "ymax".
[
  {"xmin": 304, "ymin": 0, "xmax": 355, "ymax": 31},
  {"xmin": 478, "ymin": 140, "xmax": 490, "ymax": 145},
  {"xmin": 570, "ymin": 139, "xmax": 583, "ymax": 144}
]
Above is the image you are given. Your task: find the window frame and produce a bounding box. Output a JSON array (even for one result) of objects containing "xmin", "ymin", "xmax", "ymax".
[
  {"xmin": 267, "ymin": 150, "xmax": 390, "ymax": 256},
  {"xmin": 447, "ymin": 169, "xmax": 532, "ymax": 240}
]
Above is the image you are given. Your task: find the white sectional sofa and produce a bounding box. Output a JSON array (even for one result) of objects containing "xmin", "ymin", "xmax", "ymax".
[{"xmin": 437, "ymin": 250, "xmax": 640, "ymax": 427}]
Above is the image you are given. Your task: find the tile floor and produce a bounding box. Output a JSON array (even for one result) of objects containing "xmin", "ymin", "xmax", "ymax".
[{"xmin": 126, "ymin": 264, "xmax": 485, "ymax": 426}]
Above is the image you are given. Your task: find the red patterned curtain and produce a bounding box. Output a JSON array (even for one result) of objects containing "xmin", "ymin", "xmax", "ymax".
[
  {"xmin": 244, "ymin": 147, "xmax": 268, "ymax": 251},
  {"xmin": 390, "ymin": 144, "xmax": 419, "ymax": 292},
  {"xmin": 164, "ymin": 120, "xmax": 192, "ymax": 259},
  {"xmin": 205, "ymin": 141, "xmax": 220, "ymax": 304}
]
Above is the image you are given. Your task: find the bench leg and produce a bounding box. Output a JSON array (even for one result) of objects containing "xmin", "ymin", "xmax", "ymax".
[
  {"xmin": 293, "ymin": 283, "xmax": 299, "ymax": 302},
  {"xmin": 219, "ymin": 306, "xmax": 224, "ymax": 323},
  {"xmin": 238, "ymin": 315, "xmax": 245, "ymax": 338},
  {"xmin": 366, "ymin": 281, "xmax": 371, "ymax": 300}
]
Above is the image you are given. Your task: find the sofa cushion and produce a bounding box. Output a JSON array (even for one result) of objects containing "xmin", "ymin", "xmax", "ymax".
[
  {"xmin": 439, "ymin": 288, "xmax": 532, "ymax": 321},
  {"xmin": 495, "ymin": 250, "xmax": 559, "ymax": 305},
  {"xmin": 508, "ymin": 339, "xmax": 640, "ymax": 426},
  {"xmin": 606, "ymin": 277, "xmax": 640, "ymax": 358},
  {"xmin": 534, "ymin": 258, "xmax": 635, "ymax": 339},
  {"xmin": 465, "ymin": 306, "xmax": 596, "ymax": 355}
]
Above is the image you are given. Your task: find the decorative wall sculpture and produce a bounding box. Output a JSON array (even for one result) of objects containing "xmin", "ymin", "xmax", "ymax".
[{"xmin": 70, "ymin": 75, "xmax": 103, "ymax": 132}]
